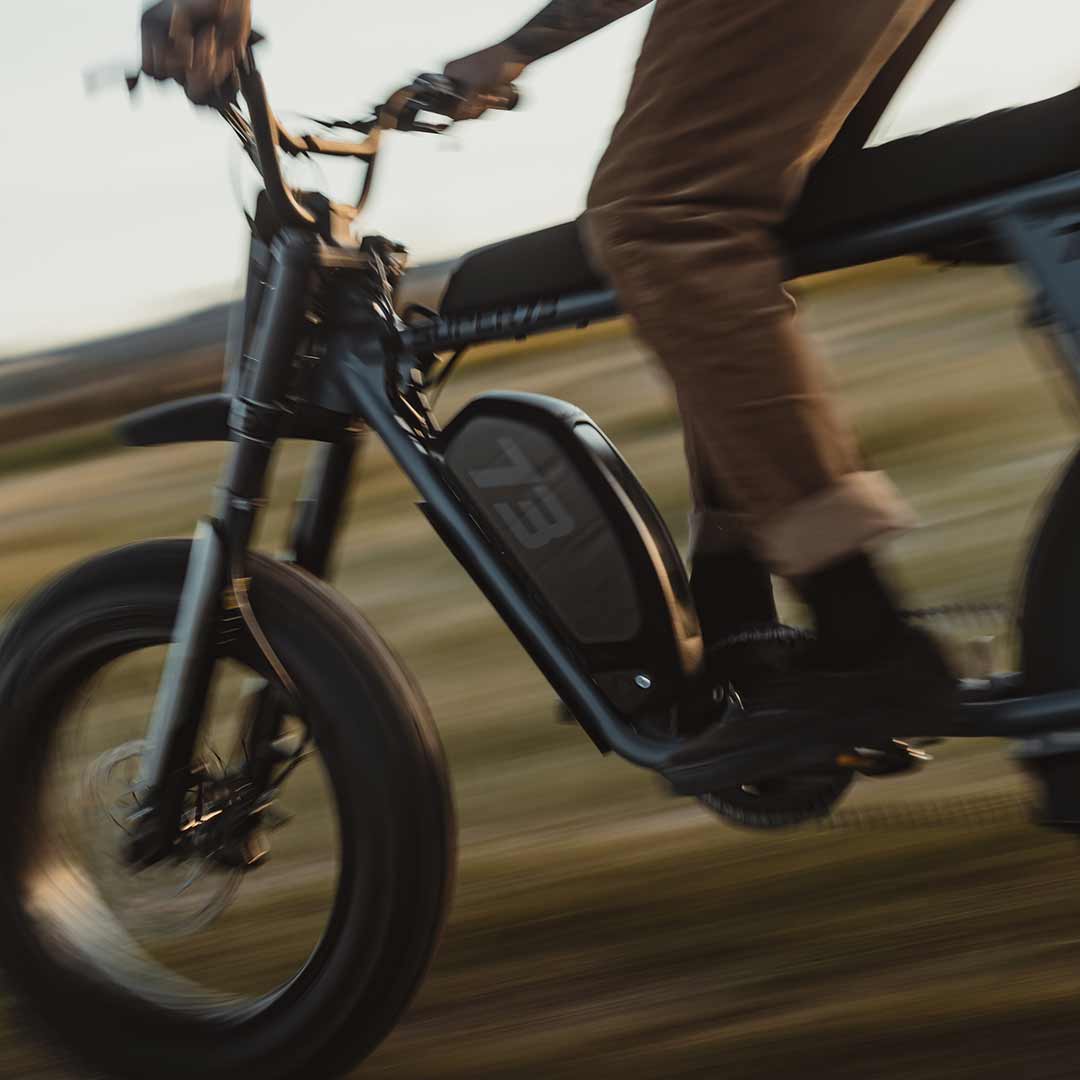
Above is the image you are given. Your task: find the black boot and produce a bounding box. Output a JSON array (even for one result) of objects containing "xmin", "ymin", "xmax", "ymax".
[
  {"xmin": 686, "ymin": 549, "xmax": 808, "ymax": 735},
  {"xmin": 690, "ymin": 554, "xmax": 959, "ymax": 751},
  {"xmin": 770, "ymin": 554, "xmax": 957, "ymax": 733},
  {"xmin": 690, "ymin": 547, "xmax": 778, "ymax": 646}
]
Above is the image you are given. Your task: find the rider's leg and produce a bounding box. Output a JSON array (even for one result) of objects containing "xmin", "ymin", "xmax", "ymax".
[{"xmin": 586, "ymin": 0, "xmax": 951, "ymax": 715}]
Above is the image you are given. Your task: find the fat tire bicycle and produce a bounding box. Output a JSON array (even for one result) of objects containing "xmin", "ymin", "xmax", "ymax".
[{"xmin": 5, "ymin": 9, "xmax": 1080, "ymax": 1075}]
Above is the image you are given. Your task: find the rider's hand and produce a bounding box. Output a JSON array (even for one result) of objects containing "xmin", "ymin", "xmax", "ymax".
[
  {"xmin": 443, "ymin": 44, "xmax": 527, "ymax": 121},
  {"xmin": 141, "ymin": 0, "xmax": 252, "ymax": 104}
]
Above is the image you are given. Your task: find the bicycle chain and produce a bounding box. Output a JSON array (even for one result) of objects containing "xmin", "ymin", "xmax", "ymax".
[{"xmin": 821, "ymin": 789, "xmax": 1037, "ymax": 831}]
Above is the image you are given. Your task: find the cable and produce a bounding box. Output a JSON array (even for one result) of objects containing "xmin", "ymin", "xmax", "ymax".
[
  {"xmin": 425, "ymin": 348, "xmax": 467, "ymax": 407},
  {"xmin": 227, "ymin": 547, "xmax": 299, "ymax": 707}
]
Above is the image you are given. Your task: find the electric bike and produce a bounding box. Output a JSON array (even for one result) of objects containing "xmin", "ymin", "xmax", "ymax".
[{"xmin": 4, "ymin": 9, "xmax": 1080, "ymax": 1075}]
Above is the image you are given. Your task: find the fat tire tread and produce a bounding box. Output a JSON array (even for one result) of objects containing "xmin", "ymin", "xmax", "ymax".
[{"xmin": 0, "ymin": 540, "xmax": 454, "ymax": 1080}]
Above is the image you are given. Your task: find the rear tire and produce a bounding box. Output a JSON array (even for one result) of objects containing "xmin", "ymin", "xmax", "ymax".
[
  {"xmin": 1018, "ymin": 448, "xmax": 1080, "ymax": 821},
  {"xmin": 0, "ymin": 539, "xmax": 454, "ymax": 1080}
]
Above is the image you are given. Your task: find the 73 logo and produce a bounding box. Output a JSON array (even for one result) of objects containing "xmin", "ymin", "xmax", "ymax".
[{"xmin": 468, "ymin": 436, "xmax": 576, "ymax": 550}]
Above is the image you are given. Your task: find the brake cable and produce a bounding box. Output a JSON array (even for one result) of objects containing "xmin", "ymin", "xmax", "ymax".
[
  {"xmin": 424, "ymin": 349, "xmax": 468, "ymax": 407},
  {"xmin": 298, "ymin": 114, "xmax": 379, "ymax": 136},
  {"xmin": 225, "ymin": 528, "xmax": 299, "ymax": 709}
]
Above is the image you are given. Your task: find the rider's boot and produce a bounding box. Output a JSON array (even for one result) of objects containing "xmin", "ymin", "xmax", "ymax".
[
  {"xmin": 690, "ymin": 547, "xmax": 807, "ymax": 704},
  {"xmin": 668, "ymin": 622, "xmax": 957, "ymax": 788},
  {"xmin": 689, "ymin": 546, "xmax": 778, "ymax": 648},
  {"xmin": 792, "ymin": 550, "xmax": 958, "ymax": 735},
  {"xmin": 795, "ymin": 550, "xmax": 908, "ymax": 670},
  {"xmin": 751, "ymin": 621, "xmax": 957, "ymax": 734},
  {"xmin": 684, "ymin": 551, "xmax": 959, "ymax": 752},
  {"xmin": 691, "ymin": 545, "xmax": 926, "ymax": 691}
]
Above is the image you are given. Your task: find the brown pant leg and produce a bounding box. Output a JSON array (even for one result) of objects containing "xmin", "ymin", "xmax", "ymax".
[{"xmin": 586, "ymin": 0, "xmax": 932, "ymax": 576}]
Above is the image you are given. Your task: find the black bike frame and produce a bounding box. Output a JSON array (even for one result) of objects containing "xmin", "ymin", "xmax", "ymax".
[
  {"xmin": 341, "ymin": 170, "xmax": 1080, "ymax": 777},
  {"xmin": 122, "ymin": 47, "xmax": 1080, "ymax": 849},
  {"xmin": 125, "ymin": 163, "xmax": 1080, "ymax": 851}
]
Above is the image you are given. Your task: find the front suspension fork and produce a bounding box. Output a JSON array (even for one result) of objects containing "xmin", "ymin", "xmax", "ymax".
[
  {"xmin": 243, "ymin": 436, "xmax": 361, "ymax": 799},
  {"xmin": 131, "ymin": 228, "xmax": 318, "ymax": 863}
]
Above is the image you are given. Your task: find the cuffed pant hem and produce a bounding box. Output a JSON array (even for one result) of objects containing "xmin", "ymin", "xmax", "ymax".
[{"xmin": 755, "ymin": 471, "xmax": 917, "ymax": 577}]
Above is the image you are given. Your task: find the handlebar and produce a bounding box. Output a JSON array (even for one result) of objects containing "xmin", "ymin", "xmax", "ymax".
[
  {"xmin": 100, "ymin": 35, "xmax": 518, "ymax": 233},
  {"xmin": 223, "ymin": 52, "xmax": 518, "ymax": 231},
  {"xmin": 108, "ymin": 45, "xmax": 518, "ymax": 232}
]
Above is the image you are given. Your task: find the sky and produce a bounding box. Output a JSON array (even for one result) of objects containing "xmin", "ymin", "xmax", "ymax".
[{"xmin": 1, "ymin": 0, "xmax": 1080, "ymax": 355}]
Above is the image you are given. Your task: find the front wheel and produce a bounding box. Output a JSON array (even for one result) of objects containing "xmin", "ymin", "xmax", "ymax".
[{"xmin": 0, "ymin": 540, "xmax": 454, "ymax": 1080}]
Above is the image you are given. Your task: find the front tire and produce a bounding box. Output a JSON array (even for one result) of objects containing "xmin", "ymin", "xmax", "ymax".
[{"xmin": 0, "ymin": 539, "xmax": 454, "ymax": 1079}]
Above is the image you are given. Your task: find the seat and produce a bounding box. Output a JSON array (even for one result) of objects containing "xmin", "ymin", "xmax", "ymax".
[{"xmin": 429, "ymin": 83, "xmax": 1080, "ymax": 318}]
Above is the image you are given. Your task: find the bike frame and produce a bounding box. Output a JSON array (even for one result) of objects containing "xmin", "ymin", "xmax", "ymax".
[{"xmin": 119, "ymin": 61, "xmax": 1080, "ymax": 854}]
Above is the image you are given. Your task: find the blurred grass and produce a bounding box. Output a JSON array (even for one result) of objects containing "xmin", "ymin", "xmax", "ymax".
[
  {"xmin": 5, "ymin": 258, "xmax": 1080, "ymax": 1077},
  {"xmin": 0, "ymin": 423, "xmax": 119, "ymax": 479}
]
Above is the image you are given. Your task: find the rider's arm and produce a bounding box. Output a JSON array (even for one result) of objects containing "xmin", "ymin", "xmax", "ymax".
[
  {"xmin": 444, "ymin": 0, "xmax": 651, "ymax": 113},
  {"xmin": 503, "ymin": 0, "xmax": 654, "ymax": 63}
]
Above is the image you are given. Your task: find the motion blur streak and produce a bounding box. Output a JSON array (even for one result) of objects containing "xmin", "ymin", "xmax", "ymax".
[
  {"xmin": 3, "ymin": 2, "xmax": 1080, "ymax": 1077},
  {"xmin": 2, "ymin": 257, "xmax": 1080, "ymax": 1076}
]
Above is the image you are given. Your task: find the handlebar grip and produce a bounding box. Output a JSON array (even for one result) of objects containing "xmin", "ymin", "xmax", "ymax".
[{"xmin": 384, "ymin": 75, "xmax": 521, "ymax": 130}]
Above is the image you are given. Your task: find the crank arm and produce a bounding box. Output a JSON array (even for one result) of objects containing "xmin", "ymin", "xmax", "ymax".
[{"xmin": 662, "ymin": 735, "xmax": 853, "ymax": 796}]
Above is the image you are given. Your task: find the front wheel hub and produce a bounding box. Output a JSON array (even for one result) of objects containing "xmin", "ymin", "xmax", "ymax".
[{"xmin": 85, "ymin": 741, "xmax": 264, "ymax": 938}]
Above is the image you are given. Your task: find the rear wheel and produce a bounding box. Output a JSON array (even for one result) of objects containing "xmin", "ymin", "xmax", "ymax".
[
  {"xmin": 0, "ymin": 540, "xmax": 454, "ymax": 1080},
  {"xmin": 1019, "ymin": 448, "xmax": 1080, "ymax": 827}
]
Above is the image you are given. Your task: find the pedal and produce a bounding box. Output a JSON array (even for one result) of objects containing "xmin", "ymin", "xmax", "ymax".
[{"xmin": 836, "ymin": 740, "xmax": 931, "ymax": 778}]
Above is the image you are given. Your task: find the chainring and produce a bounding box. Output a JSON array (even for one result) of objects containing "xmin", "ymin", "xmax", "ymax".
[
  {"xmin": 699, "ymin": 769, "xmax": 855, "ymax": 829},
  {"xmin": 698, "ymin": 625, "xmax": 854, "ymax": 828}
]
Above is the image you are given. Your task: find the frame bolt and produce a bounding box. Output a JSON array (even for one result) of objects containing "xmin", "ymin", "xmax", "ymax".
[{"xmin": 634, "ymin": 674, "xmax": 652, "ymax": 690}]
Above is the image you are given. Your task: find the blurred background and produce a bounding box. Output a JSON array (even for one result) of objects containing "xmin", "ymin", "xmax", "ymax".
[{"xmin": 5, "ymin": 1, "xmax": 1080, "ymax": 1077}]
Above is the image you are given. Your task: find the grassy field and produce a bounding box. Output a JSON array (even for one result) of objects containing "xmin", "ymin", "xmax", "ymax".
[{"xmin": 4, "ymin": 259, "xmax": 1080, "ymax": 1078}]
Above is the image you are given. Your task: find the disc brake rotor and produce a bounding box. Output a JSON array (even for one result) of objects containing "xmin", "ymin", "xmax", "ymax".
[{"xmin": 81, "ymin": 741, "xmax": 242, "ymax": 940}]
